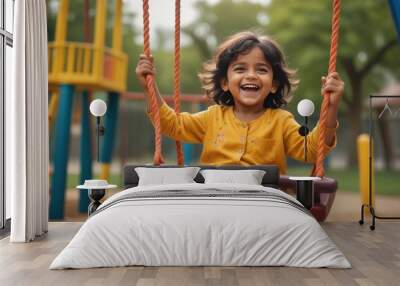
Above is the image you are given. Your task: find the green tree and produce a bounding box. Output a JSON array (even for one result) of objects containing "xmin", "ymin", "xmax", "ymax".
[
  {"xmin": 266, "ymin": 0, "xmax": 400, "ymax": 165},
  {"xmin": 184, "ymin": 0, "xmax": 268, "ymax": 59},
  {"xmin": 152, "ymin": 44, "xmax": 204, "ymax": 95}
]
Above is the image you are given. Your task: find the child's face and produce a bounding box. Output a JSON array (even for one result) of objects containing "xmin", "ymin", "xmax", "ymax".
[{"xmin": 221, "ymin": 46, "xmax": 277, "ymax": 111}]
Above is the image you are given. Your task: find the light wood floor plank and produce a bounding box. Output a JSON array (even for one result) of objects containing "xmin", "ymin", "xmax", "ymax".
[{"xmin": 0, "ymin": 222, "xmax": 399, "ymax": 286}]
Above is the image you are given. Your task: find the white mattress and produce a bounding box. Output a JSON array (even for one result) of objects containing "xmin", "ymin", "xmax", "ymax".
[{"xmin": 50, "ymin": 183, "xmax": 351, "ymax": 269}]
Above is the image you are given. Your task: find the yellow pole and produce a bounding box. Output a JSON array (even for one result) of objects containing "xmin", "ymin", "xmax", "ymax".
[
  {"xmin": 53, "ymin": 0, "xmax": 69, "ymax": 74},
  {"xmin": 48, "ymin": 91, "xmax": 59, "ymax": 131},
  {"xmin": 100, "ymin": 163, "xmax": 110, "ymax": 180},
  {"xmin": 112, "ymin": 0, "xmax": 123, "ymax": 52},
  {"xmin": 55, "ymin": 0, "xmax": 69, "ymax": 43},
  {"xmin": 357, "ymin": 134, "xmax": 375, "ymax": 214},
  {"xmin": 93, "ymin": 0, "xmax": 106, "ymax": 80}
]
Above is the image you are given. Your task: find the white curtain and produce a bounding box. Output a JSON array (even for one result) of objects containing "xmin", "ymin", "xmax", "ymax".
[{"xmin": 7, "ymin": 0, "xmax": 49, "ymax": 242}]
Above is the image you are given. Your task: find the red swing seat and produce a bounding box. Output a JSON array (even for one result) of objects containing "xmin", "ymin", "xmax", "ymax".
[{"xmin": 279, "ymin": 176, "xmax": 337, "ymax": 222}]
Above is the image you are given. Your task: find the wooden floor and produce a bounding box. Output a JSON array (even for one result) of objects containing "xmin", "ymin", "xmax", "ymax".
[{"xmin": 0, "ymin": 221, "xmax": 399, "ymax": 286}]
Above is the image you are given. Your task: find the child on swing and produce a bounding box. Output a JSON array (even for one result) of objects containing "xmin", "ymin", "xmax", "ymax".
[{"xmin": 135, "ymin": 31, "xmax": 344, "ymax": 174}]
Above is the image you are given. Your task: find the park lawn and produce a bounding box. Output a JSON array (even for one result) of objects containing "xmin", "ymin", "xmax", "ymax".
[
  {"xmin": 67, "ymin": 173, "xmax": 123, "ymax": 190},
  {"xmin": 66, "ymin": 167, "xmax": 399, "ymax": 196},
  {"xmin": 287, "ymin": 167, "xmax": 399, "ymax": 196}
]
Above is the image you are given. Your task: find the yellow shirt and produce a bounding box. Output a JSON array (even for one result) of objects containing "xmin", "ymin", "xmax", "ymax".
[{"xmin": 150, "ymin": 103, "xmax": 337, "ymax": 174}]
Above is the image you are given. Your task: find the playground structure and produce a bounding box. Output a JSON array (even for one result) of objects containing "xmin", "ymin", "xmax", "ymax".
[
  {"xmin": 48, "ymin": 0, "xmax": 127, "ymax": 219},
  {"xmin": 47, "ymin": 0, "xmax": 210, "ymax": 220}
]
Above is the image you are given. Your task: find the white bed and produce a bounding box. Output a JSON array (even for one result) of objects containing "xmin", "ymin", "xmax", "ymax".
[{"xmin": 50, "ymin": 183, "xmax": 351, "ymax": 269}]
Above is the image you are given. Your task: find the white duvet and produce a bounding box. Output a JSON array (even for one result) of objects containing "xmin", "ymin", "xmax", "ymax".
[{"xmin": 50, "ymin": 183, "xmax": 351, "ymax": 269}]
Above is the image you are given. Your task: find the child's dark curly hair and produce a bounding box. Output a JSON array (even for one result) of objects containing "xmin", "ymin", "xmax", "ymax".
[{"xmin": 199, "ymin": 31, "xmax": 299, "ymax": 108}]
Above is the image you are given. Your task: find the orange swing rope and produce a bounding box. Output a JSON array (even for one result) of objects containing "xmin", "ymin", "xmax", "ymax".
[
  {"xmin": 173, "ymin": 0, "xmax": 184, "ymax": 165},
  {"xmin": 142, "ymin": 0, "xmax": 164, "ymax": 165},
  {"xmin": 142, "ymin": 0, "xmax": 184, "ymax": 166},
  {"xmin": 313, "ymin": 0, "xmax": 341, "ymax": 178}
]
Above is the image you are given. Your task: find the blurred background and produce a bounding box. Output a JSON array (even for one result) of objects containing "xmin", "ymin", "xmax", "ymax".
[{"xmin": 45, "ymin": 0, "xmax": 400, "ymax": 221}]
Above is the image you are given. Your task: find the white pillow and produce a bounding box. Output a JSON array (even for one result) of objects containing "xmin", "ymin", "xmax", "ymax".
[
  {"xmin": 200, "ymin": 169, "xmax": 266, "ymax": 185},
  {"xmin": 135, "ymin": 167, "xmax": 201, "ymax": 186}
]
